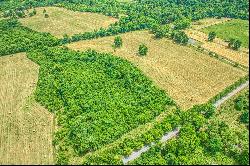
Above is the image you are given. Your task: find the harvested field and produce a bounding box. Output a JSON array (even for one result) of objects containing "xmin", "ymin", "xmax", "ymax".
[
  {"xmin": 185, "ymin": 18, "xmax": 249, "ymax": 67},
  {"xmin": 67, "ymin": 30, "xmax": 247, "ymax": 109},
  {"xmin": 185, "ymin": 29, "xmax": 249, "ymax": 67},
  {"xmin": 0, "ymin": 53, "xmax": 54, "ymax": 164},
  {"xmin": 19, "ymin": 7, "xmax": 118, "ymax": 38}
]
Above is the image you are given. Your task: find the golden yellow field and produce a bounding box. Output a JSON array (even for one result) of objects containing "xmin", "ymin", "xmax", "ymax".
[
  {"xmin": 0, "ymin": 53, "xmax": 54, "ymax": 164},
  {"xmin": 67, "ymin": 30, "xmax": 247, "ymax": 109},
  {"xmin": 19, "ymin": 7, "xmax": 118, "ymax": 38},
  {"xmin": 185, "ymin": 18, "xmax": 249, "ymax": 67}
]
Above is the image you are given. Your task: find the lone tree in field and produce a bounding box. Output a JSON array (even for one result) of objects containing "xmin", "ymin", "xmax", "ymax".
[
  {"xmin": 233, "ymin": 40, "xmax": 242, "ymax": 50},
  {"xmin": 208, "ymin": 32, "xmax": 216, "ymax": 42},
  {"xmin": 44, "ymin": 13, "xmax": 49, "ymax": 18},
  {"xmin": 114, "ymin": 36, "xmax": 123, "ymax": 48},
  {"xmin": 228, "ymin": 38, "xmax": 242, "ymax": 50},
  {"xmin": 138, "ymin": 44, "xmax": 148, "ymax": 56},
  {"xmin": 43, "ymin": 9, "xmax": 47, "ymax": 13}
]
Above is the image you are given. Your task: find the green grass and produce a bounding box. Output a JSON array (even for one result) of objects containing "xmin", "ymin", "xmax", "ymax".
[{"xmin": 202, "ymin": 19, "xmax": 249, "ymax": 48}]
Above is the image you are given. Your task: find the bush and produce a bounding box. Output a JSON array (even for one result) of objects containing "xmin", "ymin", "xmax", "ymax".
[
  {"xmin": 234, "ymin": 95, "xmax": 248, "ymax": 111},
  {"xmin": 228, "ymin": 38, "xmax": 242, "ymax": 50},
  {"xmin": 114, "ymin": 36, "xmax": 123, "ymax": 48},
  {"xmin": 44, "ymin": 13, "xmax": 49, "ymax": 18},
  {"xmin": 240, "ymin": 111, "xmax": 249, "ymax": 124},
  {"xmin": 171, "ymin": 31, "xmax": 189, "ymax": 45},
  {"xmin": 138, "ymin": 44, "xmax": 148, "ymax": 56},
  {"xmin": 208, "ymin": 32, "xmax": 216, "ymax": 42}
]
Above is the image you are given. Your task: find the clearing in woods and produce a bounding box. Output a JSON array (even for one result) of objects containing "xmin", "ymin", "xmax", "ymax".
[
  {"xmin": 19, "ymin": 7, "xmax": 118, "ymax": 38},
  {"xmin": 185, "ymin": 18, "xmax": 249, "ymax": 67},
  {"xmin": 0, "ymin": 53, "xmax": 54, "ymax": 164},
  {"xmin": 67, "ymin": 30, "xmax": 247, "ymax": 109}
]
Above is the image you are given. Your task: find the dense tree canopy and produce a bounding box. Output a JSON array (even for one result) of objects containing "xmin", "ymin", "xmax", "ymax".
[
  {"xmin": 27, "ymin": 47, "xmax": 175, "ymax": 163},
  {"xmin": 0, "ymin": 19, "xmax": 59, "ymax": 56},
  {"xmin": 1, "ymin": 0, "xmax": 249, "ymax": 44}
]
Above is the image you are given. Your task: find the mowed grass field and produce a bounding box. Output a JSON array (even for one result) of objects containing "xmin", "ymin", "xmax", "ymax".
[
  {"xmin": 185, "ymin": 18, "xmax": 249, "ymax": 67},
  {"xmin": 19, "ymin": 7, "xmax": 118, "ymax": 38},
  {"xmin": 0, "ymin": 53, "xmax": 54, "ymax": 164},
  {"xmin": 67, "ymin": 30, "xmax": 247, "ymax": 109},
  {"xmin": 202, "ymin": 19, "xmax": 249, "ymax": 48}
]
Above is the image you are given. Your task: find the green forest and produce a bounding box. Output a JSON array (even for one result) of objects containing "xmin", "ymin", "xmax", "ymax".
[
  {"xmin": 0, "ymin": 0, "xmax": 249, "ymax": 165},
  {"xmin": 27, "ymin": 47, "xmax": 175, "ymax": 163}
]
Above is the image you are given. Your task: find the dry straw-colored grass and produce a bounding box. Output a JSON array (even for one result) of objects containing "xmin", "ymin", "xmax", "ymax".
[
  {"xmin": 67, "ymin": 30, "xmax": 247, "ymax": 109},
  {"xmin": 0, "ymin": 53, "xmax": 54, "ymax": 164},
  {"xmin": 185, "ymin": 18, "xmax": 249, "ymax": 67},
  {"xmin": 19, "ymin": 7, "xmax": 118, "ymax": 38}
]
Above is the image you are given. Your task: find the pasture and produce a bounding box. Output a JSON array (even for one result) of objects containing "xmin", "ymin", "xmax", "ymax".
[
  {"xmin": 202, "ymin": 19, "xmax": 249, "ymax": 48},
  {"xmin": 185, "ymin": 19, "xmax": 249, "ymax": 67},
  {"xmin": 67, "ymin": 30, "xmax": 247, "ymax": 109},
  {"xmin": 19, "ymin": 7, "xmax": 118, "ymax": 38},
  {"xmin": 0, "ymin": 53, "xmax": 54, "ymax": 164}
]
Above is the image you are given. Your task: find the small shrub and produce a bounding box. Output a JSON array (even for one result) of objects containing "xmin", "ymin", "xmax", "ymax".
[
  {"xmin": 44, "ymin": 13, "xmax": 49, "ymax": 18},
  {"xmin": 228, "ymin": 38, "xmax": 242, "ymax": 50},
  {"xmin": 234, "ymin": 95, "xmax": 248, "ymax": 111},
  {"xmin": 208, "ymin": 32, "xmax": 216, "ymax": 42},
  {"xmin": 138, "ymin": 44, "xmax": 148, "ymax": 56},
  {"xmin": 240, "ymin": 111, "xmax": 249, "ymax": 124},
  {"xmin": 114, "ymin": 36, "xmax": 123, "ymax": 48}
]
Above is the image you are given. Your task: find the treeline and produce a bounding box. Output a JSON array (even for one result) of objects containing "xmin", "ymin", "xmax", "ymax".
[
  {"xmin": 27, "ymin": 47, "xmax": 175, "ymax": 164},
  {"xmin": 0, "ymin": 19, "xmax": 59, "ymax": 56},
  {"xmin": 1, "ymin": 0, "xmax": 249, "ymax": 44}
]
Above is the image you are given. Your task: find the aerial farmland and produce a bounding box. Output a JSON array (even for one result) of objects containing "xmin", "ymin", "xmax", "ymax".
[{"xmin": 0, "ymin": 0, "xmax": 249, "ymax": 165}]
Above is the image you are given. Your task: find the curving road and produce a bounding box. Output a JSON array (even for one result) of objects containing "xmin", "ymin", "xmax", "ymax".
[{"xmin": 214, "ymin": 81, "xmax": 249, "ymax": 108}]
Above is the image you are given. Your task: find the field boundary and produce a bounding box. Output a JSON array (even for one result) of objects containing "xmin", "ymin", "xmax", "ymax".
[
  {"xmin": 188, "ymin": 42, "xmax": 248, "ymax": 71},
  {"xmin": 79, "ymin": 106, "xmax": 178, "ymax": 165}
]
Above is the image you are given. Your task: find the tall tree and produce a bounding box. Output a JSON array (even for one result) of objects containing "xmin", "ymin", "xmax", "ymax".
[
  {"xmin": 114, "ymin": 36, "xmax": 123, "ymax": 48},
  {"xmin": 208, "ymin": 32, "xmax": 216, "ymax": 42},
  {"xmin": 138, "ymin": 44, "xmax": 148, "ymax": 56}
]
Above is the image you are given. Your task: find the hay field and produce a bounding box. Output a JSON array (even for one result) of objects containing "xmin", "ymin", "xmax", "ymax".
[
  {"xmin": 67, "ymin": 30, "xmax": 247, "ymax": 109},
  {"xmin": 186, "ymin": 30, "xmax": 249, "ymax": 66},
  {"xmin": 19, "ymin": 7, "xmax": 118, "ymax": 38},
  {"xmin": 185, "ymin": 18, "xmax": 249, "ymax": 67},
  {"xmin": 0, "ymin": 53, "xmax": 54, "ymax": 164}
]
